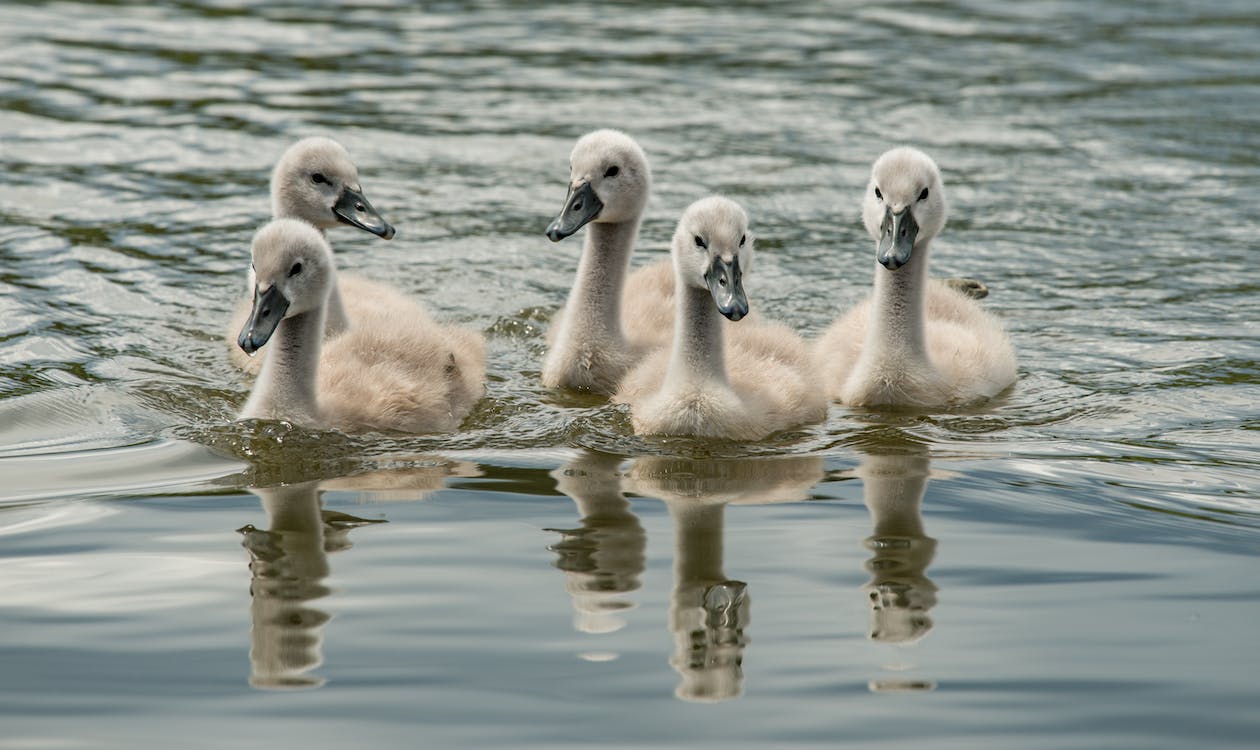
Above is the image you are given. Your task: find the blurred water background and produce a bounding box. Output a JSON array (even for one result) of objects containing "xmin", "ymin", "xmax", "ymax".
[{"xmin": 1, "ymin": 1, "xmax": 1258, "ymax": 748}]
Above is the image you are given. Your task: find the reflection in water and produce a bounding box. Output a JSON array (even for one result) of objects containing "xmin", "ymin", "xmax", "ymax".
[
  {"xmin": 629, "ymin": 456, "xmax": 824, "ymax": 703},
  {"xmin": 237, "ymin": 481, "xmax": 385, "ymax": 689},
  {"xmin": 854, "ymin": 448, "xmax": 939, "ymax": 693},
  {"xmin": 546, "ymin": 452, "xmax": 645, "ymax": 640},
  {"xmin": 320, "ymin": 458, "xmax": 480, "ymax": 502}
]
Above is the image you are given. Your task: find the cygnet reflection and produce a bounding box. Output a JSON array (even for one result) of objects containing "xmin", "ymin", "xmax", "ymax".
[
  {"xmin": 628, "ymin": 455, "xmax": 824, "ymax": 703},
  {"xmin": 238, "ymin": 481, "xmax": 385, "ymax": 689},
  {"xmin": 546, "ymin": 451, "xmax": 646, "ymax": 637},
  {"xmin": 320, "ymin": 457, "xmax": 480, "ymax": 502},
  {"xmin": 854, "ymin": 447, "xmax": 939, "ymax": 693}
]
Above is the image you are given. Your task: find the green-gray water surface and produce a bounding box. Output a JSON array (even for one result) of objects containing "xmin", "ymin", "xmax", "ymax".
[{"xmin": 1, "ymin": 1, "xmax": 1258, "ymax": 748}]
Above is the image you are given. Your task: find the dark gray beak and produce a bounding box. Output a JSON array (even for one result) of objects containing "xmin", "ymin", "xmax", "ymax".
[
  {"xmin": 237, "ymin": 285, "xmax": 291, "ymax": 355},
  {"xmin": 333, "ymin": 186, "xmax": 396, "ymax": 239},
  {"xmin": 705, "ymin": 256, "xmax": 749, "ymax": 321},
  {"xmin": 545, "ymin": 181, "xmax": 603, "ymax": 242},
  {"xmin": 877, "ymin": 206, "xmax": 918, "ymax": 270}
]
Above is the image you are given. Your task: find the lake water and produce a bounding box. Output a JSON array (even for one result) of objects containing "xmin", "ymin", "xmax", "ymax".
[{"xmin": 2, "ymin": 1, "xmax": 1258, "ymax": 747}]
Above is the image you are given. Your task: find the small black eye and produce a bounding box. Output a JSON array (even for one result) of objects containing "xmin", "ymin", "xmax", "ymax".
[
  {"xmin": 604, "ymin": 165, "xmax": 620, "ymax": 178},
  {"xmin": 288, "ymin": 262, "xmax": 303, "ymax": 277},
  {"xmin": 874, "ymin": 187, "xmax": 883, "ymax": 200},
  {"xmin": 739, "ymin": 234, "xmax": 746, "ymax": 247},
  {"xmin": 311, "ymin": 173, "xmax": 327, "ymax": 185},
  {"xmin": 918, "ymin": 187, "xmax": 929, "ymax": 201},
  {"xmin": 694, "ymin": 235, "xmax": 707, "ymax": 249}
]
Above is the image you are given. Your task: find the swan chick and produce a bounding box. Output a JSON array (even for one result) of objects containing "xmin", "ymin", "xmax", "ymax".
[
  {"xmin": 271, "ymin": 136, "xmax": 396, "ymax": 241},
  {"xmin": 541, "ymin": 129, "xmax": 675, "ymax": 394},
  {"xmin": 813, "ymin": 147, "xmax": 1016, "ymax": 408},
  {"xmin": 237, "ymin": 219, "xmax": 485, "ymax": 433},
  {"xmin": 614, "ymin": 197, "xmax": 827, "ymax": 440},
  {"xmin": 228, "ymin": 137, "xmax": 396, "ymax": 372}
]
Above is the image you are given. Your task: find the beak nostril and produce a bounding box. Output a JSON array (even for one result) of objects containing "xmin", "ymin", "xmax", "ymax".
[{"xmin": 356, "ymin": 202, "xmax": 365, "ymax": 211}]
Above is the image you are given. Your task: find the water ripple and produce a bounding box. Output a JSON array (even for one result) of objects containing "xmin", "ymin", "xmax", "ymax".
[{"xmin": 0, "ymin": 0, "xmax": 1256, "ymax": 545}]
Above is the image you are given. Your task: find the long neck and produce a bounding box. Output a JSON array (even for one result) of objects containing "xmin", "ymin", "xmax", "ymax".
[
  {"xmin": 865, "ymin": 238, "xmax": 932, "ymax": 364},
  {"xmin": 666, "ymin": 282, "xmax": 729, "ymax": 387},
  {"xmin": 307, "ymin": 225, "xmax": 349, "ymax": 336},
  {"xmin": 242, "ymin": 305, "xmax": 324, "ymax": 426},
  {"xmin": 562, "ymin": 220, "xmax": 639, "ymax": 342},
  {"xmin": 323, "ymin": 283, "xmax": 349, "ymax": 336}
]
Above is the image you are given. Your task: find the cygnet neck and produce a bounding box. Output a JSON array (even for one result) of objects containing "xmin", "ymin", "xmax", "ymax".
[
  {"xmin": 866, "ymin": 237, "xmax": 933, "ymax": 366},
  {"xmin": 665, "ymin": 282, "xmax": 730, "ymax": 388},
  {"xmin": 310, "ymin": 225, "xmax": 349, "ymax": 336},
  {"xmin": 243, "ymin": 305, "xmax": 325, "ymax": 426},
  {"xmin": 566, "ymin": 219, "xmax": 640, "ymax": 343}
]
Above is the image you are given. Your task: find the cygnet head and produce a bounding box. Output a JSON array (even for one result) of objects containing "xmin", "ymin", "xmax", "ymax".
[
  {"xmin": 271, "ymin": 137, "xmax": 396, "ymax": 239},
  {"xmin": 237, "ymin": 219, "xmax": 336, "ymax": 354},
  {"xmin": 546, "ymin": 129, "xmax": 651, "ymax": 241},
  {"xmin": 672, "ymin": 196, "xmax": 753, "ymax": 322},
  {"xmin": 861, "ymin": 147, "xmax": 947, "ymax": 270}
]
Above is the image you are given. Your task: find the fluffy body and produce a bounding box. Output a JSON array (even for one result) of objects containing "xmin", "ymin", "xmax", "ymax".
[
  {"xmin": 316, "ymin": 305, "xmax": 485, "ymax": 433},
  {"xmin": 813, "ymin": 147, "xmax": 1016, "ymax": 408},
  {"xmin": 815, "ymin": 278, "xmax": 1015, "ymax": 407},
  {"xmin": 613, "ymin": 197, "xmax": 827, "ymax": 440},
  {"xmin": 228, "ymin": 136, "xmax": 391, "ymax": 374},
  {"xmin": 238, "ymin": 219, "xmax": 484, "ymax": 433},
  {"xmin": 621, "ymin": 258, "xmax": 677, "ymax": 350},
  {"xmin": 617, "ymin": 325, "xmax": 825, "ymax": 440}
]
